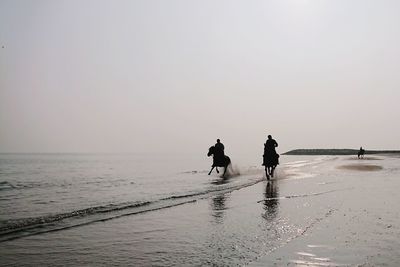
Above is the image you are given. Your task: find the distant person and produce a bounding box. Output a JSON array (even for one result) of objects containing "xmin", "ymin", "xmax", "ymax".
[{"xmin": 358, "ymin": 147, "xmax": 365, "ymax": 159}]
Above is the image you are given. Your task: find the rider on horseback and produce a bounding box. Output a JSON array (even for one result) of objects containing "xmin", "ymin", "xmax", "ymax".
[
  {"xmin": 263, "ymin": 135, "xmax": 279, "ymax": 166},
  {"xmin": 358, "ymin": 146, "xmax": 365, "ymax": 159},
  {"xmin": 263, "ymin": 135, "xmax": 279, "ymax": 180},
  {"xmin": 207, "ymin": 139, "xmax": 231, "ymax": 177},
  {"xmin": 214, "ymin": 139, "xmax": 225, "ymax": 166}
]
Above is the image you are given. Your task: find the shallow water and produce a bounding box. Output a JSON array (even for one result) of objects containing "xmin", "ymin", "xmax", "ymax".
[
  {"xmin": 1, "ymin": 154, "xmax": 400, "ymax": 266},
  {"xmin": 0, "ymin": 153, "xmax": 263, "ymax": 238}
]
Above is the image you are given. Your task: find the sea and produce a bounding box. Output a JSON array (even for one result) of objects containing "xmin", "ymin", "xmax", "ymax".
[
  {"xmin": 1, "ymin": 153, "xmax": 400, "ymax": 266},
  {"xmin": 0, "ymin": 153, "xmax": 265, "ymax": 236}
]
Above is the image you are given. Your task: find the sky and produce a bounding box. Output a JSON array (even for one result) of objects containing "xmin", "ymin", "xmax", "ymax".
[{"xmin": 1, "ymin": 0, "xmax": 400, "ymax": 157}]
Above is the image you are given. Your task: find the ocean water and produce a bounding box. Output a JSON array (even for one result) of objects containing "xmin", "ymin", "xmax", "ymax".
[
  {"xmin": 1, "ymin": 153, "xmax": 400, "ymax": 266},
  {"xmin": 0, "ymin": 153, "xmax": 264, "ymax": 241}
]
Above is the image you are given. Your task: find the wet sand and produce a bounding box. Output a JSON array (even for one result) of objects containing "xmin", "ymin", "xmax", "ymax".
[
  {"xmin": 337, "ymin": 164, "xmax": 383, "ymax": 171},
  {"xmin": 347, "ymin": 156, "xmax": 383, "ymax": 161},
  {"xmin": 252, "ymin": 156, "xmax": 400, "ymax": 266}
]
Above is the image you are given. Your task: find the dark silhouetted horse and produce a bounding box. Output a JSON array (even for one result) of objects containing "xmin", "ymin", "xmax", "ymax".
[
  {"xmin": 207, "ymin": 146, "xmax": 231, "ymax": 177},
  {"xmin": 263, "ymin": 152, "xmax": 279, "ymax": 180}
]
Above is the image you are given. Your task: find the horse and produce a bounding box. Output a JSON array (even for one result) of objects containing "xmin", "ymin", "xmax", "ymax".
[
  {"xmin": 207, "ymin": 146, "xmax": 231, "ymax": 177},
  {"xmin": 263, "ymin": 152, "xmax": 279, "ymax": 180},
  {"xmin": 358, "ymin": 148, "xmax": 365, "ymax": 159}
]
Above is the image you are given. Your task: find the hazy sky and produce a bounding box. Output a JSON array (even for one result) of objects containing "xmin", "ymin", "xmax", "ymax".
[{"xmin": 1, "ymin": 0, "xmax": 400, "ymax": 156}]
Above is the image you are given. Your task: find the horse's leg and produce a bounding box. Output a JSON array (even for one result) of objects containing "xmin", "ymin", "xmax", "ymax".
[
  {"xmin": 265, "ymin": 167, "xmax": 270, "ymax": 180},
  {"xmin": 223, "ymin": 157, "xmax": 231, "ymax": 177},
  {"xmin": 216, "ymin": 167, "xmax": 219, "ymax": 173},
  {"xmin": 271, "ymin": 166, "xmax": 275, "ymax": 178},
  {"xmin": 208, "ymin": 166, "xmax": 215, "ymax": 175}
]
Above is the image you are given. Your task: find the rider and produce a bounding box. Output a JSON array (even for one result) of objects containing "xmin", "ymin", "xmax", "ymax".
[
  {"xmin": 265, "ymin": 135, "xmax": 278, "ymax": 153},
  {"xmin": 215, "ymin": 139, "xmax": 225, "ymax": 155},
  {"xmin": 263, "ymin": 135, "xmax": 279, "ymax": 165},
  {"xmin": 215, "ymin": 139, "xmax": 225, "ymax": 164},
  {"xmin": 358, "ymin": 146, "xmax": 365, "ymax": 159}
]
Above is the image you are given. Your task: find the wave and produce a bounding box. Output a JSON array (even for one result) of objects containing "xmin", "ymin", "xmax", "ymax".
[
  {"xmin": 0, "ymin": 180, "xmax": 64, "ymax": 191},
  {"xmin": 0, "ymin": 176, "xmax": 264, "ymax": 243},
  {"xmin": 0, "ymin": 181, "xmax": 16, "ymax": 190}
]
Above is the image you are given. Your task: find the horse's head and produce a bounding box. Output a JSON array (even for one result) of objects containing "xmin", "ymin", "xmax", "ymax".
[{"xmin": 207, "ymin": 146, "xmax": 215, "ymax": 157}]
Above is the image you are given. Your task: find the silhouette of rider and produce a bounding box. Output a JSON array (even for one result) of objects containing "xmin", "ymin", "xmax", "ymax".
[
  {"xmin": 263, "ymin": 135, "xmax": 279, "ymax": 165},
  {"xmin": 214, "ymin": 139, "xmax": 225, "ymax": 164},
  {"xmin": 358, "ymin": 146, "xmax": 365, "ymax": 159},
  {"xmin": 264, "ymin": 135, "xmax": 278, "ymax": 154},
  {"xmin": 215, "ymin": 139, "xmax": 225, "ymax": 155}
]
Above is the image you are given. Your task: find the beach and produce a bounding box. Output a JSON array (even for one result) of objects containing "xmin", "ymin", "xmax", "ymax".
[
  {"xmin": 252, "ymin": 156, "xmax": 400, "ymax": 266},
  {"xmin": 1, "ymin": 154, "xmax": 400, "ymax": 266},
  {"xmin": 3, "ymin": 0, "xmax": 400, "ymax": 265}
]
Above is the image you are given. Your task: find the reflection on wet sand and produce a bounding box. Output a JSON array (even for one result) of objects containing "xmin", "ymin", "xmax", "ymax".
[
  {"xmin": 262, "ymin": 181, "xmax": 279, "ymax": 220},
  {"xmin": 210, "ymin": 176, "xmax": 231, "ymax": 185},
  {"xmin": 210, "ymin": 193, "xmax": 228, "ymax": 223},
  {"xmin": 209, "ymin": 175, "xmax": 231, "ymax": 223}
]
